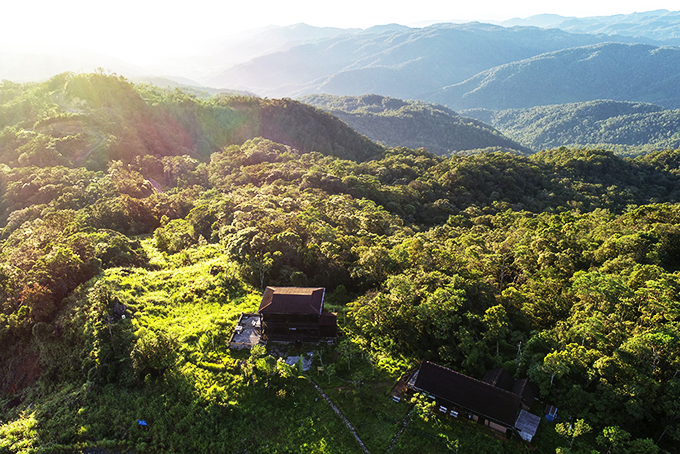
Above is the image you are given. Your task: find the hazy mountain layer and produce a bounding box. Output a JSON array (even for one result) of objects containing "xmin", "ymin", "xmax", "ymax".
[
  {"xmin": 431, "ymin": 43, "xmax": 680, "ymax": 111},
  {"xmin": 503, "ymin": 9, "xmax": 680, "ymax": 45},
  {"xmin": 0, "ymin": 47, "xmax": 145, "ymax": 82},
  {"xmin": 301, "ymin": 94, "xmax": 530, "ymax": 155},
  {"xmin": 208, "ymin": 23, "xmax": 652, "ymax": 99}
]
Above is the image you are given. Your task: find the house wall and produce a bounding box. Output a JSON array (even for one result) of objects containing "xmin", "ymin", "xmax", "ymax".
[
  {"xmin": 427, "ymin": 396, "xmax": 512, "ymax": 436},
  {"xmin": 488, "ymin": 421, "xmax": 508, "ymax": 434},
  {"xmin": 262, "ymin": 313, "xmax": 320, "ymax": 325},
  {"xmin": 261, "ymin": 313, "xmax": 322, "ymax": 342}
]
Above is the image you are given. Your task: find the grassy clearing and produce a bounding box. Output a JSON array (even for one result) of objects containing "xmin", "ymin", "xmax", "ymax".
[
  {"xmin": 0, "ymin": 243, "xmax": 366, "ymax": 453},
  {"xmin": 320, "ymin": 375, "xmax": 411, "ymax": 452},
  {"xmin": 310, "ymin": 346, "xmax": 412, "ymax": 454}
]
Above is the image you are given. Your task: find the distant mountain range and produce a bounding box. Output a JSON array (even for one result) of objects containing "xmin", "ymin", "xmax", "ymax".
[
  {"xmin": 502, "ymin": 9, "xmax": 680, "ymax": 45},
  {"xmin": 0, "ymin": 46, "xmax": 145, "ymax": 82},
  {"xmin": 463, "ymin": 99, "xmax": 680, "ymax": 155},
  {"xmin": 431, "ymin": 43, "xmax": 680, "ymax": 110},
  {"xmin": 207, "ymin": 23, "xmax": 655, "ymax": 99},
  {"xmin": 4, "ymin": 10, "xmax": 680, "ymax": 117},
  {"xmin": 302, "ymin": 94, "xmax": 529, "ymax": 155},
  {"xmin": 303, "ymin": 94, "xmax": 680, "ymax": 156}
]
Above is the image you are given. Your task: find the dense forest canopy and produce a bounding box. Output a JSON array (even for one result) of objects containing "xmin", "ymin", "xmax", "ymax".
[
  {"xmin": 0, "ymin": 73, "xmax": 679, "ymax": 453},
  {"xmin": 0, "ymin": 72, "xmax": 383, "ymax": 170}
]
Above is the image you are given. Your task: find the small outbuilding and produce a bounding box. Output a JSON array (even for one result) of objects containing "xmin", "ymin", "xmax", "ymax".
[{"xmin": 228, "ymin": 313, "xmax": 262, "ymax": 350}]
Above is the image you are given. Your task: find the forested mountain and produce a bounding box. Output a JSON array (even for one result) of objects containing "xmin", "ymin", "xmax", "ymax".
[
  {"xmin": 301, "ymin": 94, "xmax": 530, "ymax": 155},
  {"xmin": 503, "ymin": 9, "xmax": 680, "ymax": 45},
  {"xmin": 2, "ymin": 74, "xmax": 680, "ymax": 453},
  {"xmin": 207, "ymin": 23, "xmax": 652, "ymax": 99},
  {"xmin": 464, "ymin": 99, "xmax": 680, "ymax": 155},
  {"xmin": 431, "ymin": 43, "xmax": 680, "ymax": 111},
  {"xmin": 127, "ymin": 77, "xmax": 251, "ymax": 97},
  {"xmin": 0, "ymin": 73, "xmax": 383, "ymax": 170}
]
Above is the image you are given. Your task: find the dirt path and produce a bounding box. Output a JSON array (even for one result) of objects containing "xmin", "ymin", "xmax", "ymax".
[
  {"xmin": 310, "ymin": 379, "xmax": 372, "ymax": 454},
  {"xmin": 146, "ymin": 177, "xmax": 163, "ymax": 193},
  {"xmin": 385, "ymin": 406, "xmax": 415, "ymax": 453},
  {"xmin": 74, "ymin": 133, "xmax": 105, "ymax": 165}
]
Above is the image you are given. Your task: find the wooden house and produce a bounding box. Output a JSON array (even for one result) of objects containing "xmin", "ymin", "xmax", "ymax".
[
  {"xmin": 409, "ymin": 361, "xmax": 540, "ymax": 441},
  {"xmin": 258, "ymin": 287, "xmax": 337, "ymax": 343}
]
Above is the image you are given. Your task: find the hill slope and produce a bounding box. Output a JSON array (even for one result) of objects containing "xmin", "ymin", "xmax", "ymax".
[
  {"xmin": 302, "ymin": 94, "xmax": 530, "ymax": 155},
  {"xmin": 463, "ymin": 100, "xmax": 680, "ymax": 155},
  {"xmin": 0, "ymin": 73, "xmax": 383, "ymax": 170},
  {"xmin": 431, "ymin": 43, "xmax": 680, "ymax": 110}
]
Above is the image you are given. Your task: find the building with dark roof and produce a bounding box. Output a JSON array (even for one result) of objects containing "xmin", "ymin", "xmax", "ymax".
[
  {"xmin": 408, "ymin": 362, "xmax": 540, "ymax": 441},
  {"xmin": 482, "ymin": 368, "xmax": 515, "ymax": 391},
  {"xmin": 258, "ymin": 287, "xmax": 337, "ymax": 343},
  {"xmin": 483, "ymin": 368, "xmax": 539, "ymax": 410}
]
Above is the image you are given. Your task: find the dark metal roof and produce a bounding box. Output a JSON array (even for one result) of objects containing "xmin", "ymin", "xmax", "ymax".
[
  {"xmin": 319, "ymin": 312, "xmax": 337, "ymax": 325},
  {"xmin": 413, "ymin": 362, "xmax": 522, "ymax": 427},
  {"xmin": 482, "ymin": 368, "xmax": 515, "ymax": 391},
  {"xmin": 258, "ymin": 287, "xmax": 325, "ymax": 314},
  {"xmin": 483, "ymin": 368, "xmax": 539, "ymax": 407},
  {"xmin": 512, "ymin": 378, "xmax": 539, "ymax": 406}
]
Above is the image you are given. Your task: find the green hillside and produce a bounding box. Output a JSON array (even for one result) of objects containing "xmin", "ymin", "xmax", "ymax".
[
  {"xmin": 0, "ymin": 72, "xmax": 383, "ymax": 171},
  {"xmin": 301, "ymin": 94, "xmax": 530, "ymax": 155},
  {"xmin": 1, "ymin": 74, "xmax": 679, "ymax": 453},
  {"xmin": 463, "ymin": 99, "xmax": 680, "ymax": 155},
  {"xmin": 432, "ymin": 43, "xmax": 680, "ymax": 110}
]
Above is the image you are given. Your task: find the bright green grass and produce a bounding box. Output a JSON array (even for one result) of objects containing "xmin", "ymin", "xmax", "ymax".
[{"xmin": 319, "ymin": 372, "xmax": 411, "ymax": 453}]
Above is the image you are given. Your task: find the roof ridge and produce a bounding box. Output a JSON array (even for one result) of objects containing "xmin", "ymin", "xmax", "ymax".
[
  {"xmin": 424, "ymin": 361, "xmax": 523, "ymax": 400},
  {"xmin": 259, "ymin": 287, "xmax": 326, "ymax": 314}
]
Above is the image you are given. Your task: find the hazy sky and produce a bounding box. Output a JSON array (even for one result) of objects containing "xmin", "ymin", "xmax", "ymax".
[{"xmin": 3, "ymin": 0, "xmax": 678, "ymax": 63}]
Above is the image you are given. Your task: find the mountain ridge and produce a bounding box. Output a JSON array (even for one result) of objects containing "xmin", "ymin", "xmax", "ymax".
[
  {"xmin": 208, "ymin": 22, "xmax": 661, "ymax": 99},
  {"xmin": 430, "ymin": 42, "xmax": 680, "ymax": 110},
  {"xmin": 502, "ymin": 9, "xmax": 680, "ymax": 44}
]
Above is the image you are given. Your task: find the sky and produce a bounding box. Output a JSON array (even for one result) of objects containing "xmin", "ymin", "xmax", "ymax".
[{"xmin": 2, "ymin": 0, "xmax": 679, "ymax": 64}]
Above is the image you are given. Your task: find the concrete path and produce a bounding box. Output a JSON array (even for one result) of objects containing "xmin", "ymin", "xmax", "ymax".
[
  {"xmin": 385, "ymin": 406, "xmax": 415, "ymax": 453},
  {"xmin": 310, "ymin": 379, "xmax": 371, "ymax": 454}
]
